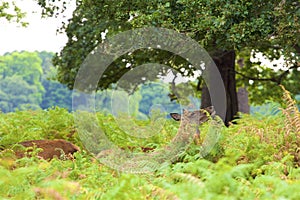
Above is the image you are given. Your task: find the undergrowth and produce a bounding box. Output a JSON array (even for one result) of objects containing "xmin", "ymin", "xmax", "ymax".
[{"xmin": 0, "ymin": 87, "xmax": 299, "ymax": 199}]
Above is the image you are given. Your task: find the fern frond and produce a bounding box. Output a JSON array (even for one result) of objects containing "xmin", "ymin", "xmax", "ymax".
[
  {"xmin": 279, "ymin": 85, "xmax": 300, "ymax": 166},
  {"xmin": 173, "ymin": 172, "xmax": 204, "ymax": 188},
  {"xmin": 151, "ymin": 184, "xmax": 180, "ymax": 200},
  {"xmin": 280, "ymin": 85, "xmax": 300, "ymax": 134}
]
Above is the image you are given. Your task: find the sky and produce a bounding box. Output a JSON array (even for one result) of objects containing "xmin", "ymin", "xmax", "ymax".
[{"xmin": 0, "ymin": 0, "xmax": 75, "ymax": 55}]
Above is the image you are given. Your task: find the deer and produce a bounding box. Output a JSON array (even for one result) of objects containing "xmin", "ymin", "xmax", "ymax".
[
  {"xmin": 1, "ymin": 139, "xmax": 80, "ymax": 160},
  {"xmin": 170, "ymin": 106, "xmax": 216, "ymax": 144},
  {"xmin": 96, "ymin": 106, "xmax": 217, "ymax": 168}
]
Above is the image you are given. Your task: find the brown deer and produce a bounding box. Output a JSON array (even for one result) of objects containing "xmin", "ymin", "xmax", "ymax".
[
  {"xmin": 14, "ymin": 139, "xmax": 80, "ymax": 160},
  {"xmin": 170, "ymin": 106, "xmax": 216, "ymax": 144}
]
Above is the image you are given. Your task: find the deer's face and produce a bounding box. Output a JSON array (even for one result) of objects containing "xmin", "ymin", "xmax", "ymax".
[{"xmin": 170, "ymin": 106, "xmax": 216, "ymax": 124}]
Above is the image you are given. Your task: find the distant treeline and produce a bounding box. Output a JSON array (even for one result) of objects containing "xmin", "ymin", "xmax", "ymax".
[
  {"xmin": 0, "ymin": 51, "xmax": 72, "ymax": 112},
  {"xmin": 0, "ymin": 51, "xmax": 181, "ymax": 116},
  {"xmin": 2, "ymin": 51, "xmax": 294, "ymax": 116}
]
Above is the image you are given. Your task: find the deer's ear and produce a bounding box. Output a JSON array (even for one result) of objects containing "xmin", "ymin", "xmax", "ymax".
[
  {"xmin": 170, "ymin": 113, "xmax": 181, "ymax": 121},
  {"xmin": 205, "ymin": 106, "xmax": 216, "ymax": 116}
]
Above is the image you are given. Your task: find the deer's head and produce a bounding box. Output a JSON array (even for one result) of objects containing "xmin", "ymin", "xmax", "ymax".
[
  {"xmin": 170, "ymin": 106, "xmax": 216, "ymax": 125},
  {"xmin": 169, "ymin": 106, "xmax": 216, "ymax": 143}
]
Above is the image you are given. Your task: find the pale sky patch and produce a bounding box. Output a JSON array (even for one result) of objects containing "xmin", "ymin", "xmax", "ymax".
[{"xmin": 0, "ymin": 0, "xmax": 75, "ymax": 55}]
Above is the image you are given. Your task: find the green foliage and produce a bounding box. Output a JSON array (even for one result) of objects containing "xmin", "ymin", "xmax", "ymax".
[
  {"xmin": 0, "ymin": 96, "xmax": 299, "ymax": 199},
  {"xmin": 0, "ymin": 1, "xmax": 28, "ymax": 26},
  {"xmin": 39, "ymin": 0, "xmax": 300, "ymax": 106},
  {"xmin": 41, "ymin": 79, "xmax": 72, "ymax": 111},
  {"xmin": 236, "ymin": 49, "xmax": 300, "ymax": 105},
  {"xmin": 0, "ymin": 52, "xmax": 43, "ymax": 87},
  {"xmin": 0, "ymin": 51, "xmax": 74, "ymax": 112},
  {"xmin": 0, "ymin": 52, "xmax": 45, "ymax": 112},
  {"xmin": 39, "ymin": 51, "xmax": 73, "ymax": 111},
  {"xmin": 0, "ymin": 107, "xmax": 77, "ymax": 146},
  {"xmin": 94, "ymin": 112, "xmax": 177, "ymax": 148},
  {"xmin": 0, "ymin": 75, "xmax": 42, "ymax": 112}
]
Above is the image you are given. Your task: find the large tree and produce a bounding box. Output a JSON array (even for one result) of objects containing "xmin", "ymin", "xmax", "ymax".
[{"xmin": 39, "ymin": 0, "xmax": 300, "ymax": 124}]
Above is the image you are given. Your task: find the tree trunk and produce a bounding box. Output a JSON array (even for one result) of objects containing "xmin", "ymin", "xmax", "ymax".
[
  {"xmin": 236, "ymin": 58, "xmax": 250, "ymax": 114},
  {"xmin": 201, "ymin": 50, "xmax": 238, "ymax": 125},
  {"xmin": 237, "ymin": 87, "xmax": 250, "ymax": 114}
]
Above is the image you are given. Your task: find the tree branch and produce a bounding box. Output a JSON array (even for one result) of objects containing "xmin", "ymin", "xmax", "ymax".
[
  {"xmin": 234, "ymin": 64, "xmax": 299, "ymax": 85},
  {"xmin": 235, "ymin": 70, "xmax": 277, "ymax": 83}
]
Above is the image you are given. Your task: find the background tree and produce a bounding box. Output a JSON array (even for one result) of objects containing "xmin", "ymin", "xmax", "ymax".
[
  {"xmin": 41, "ymin": 79, "xmax": 72, "ymax": 110},
  {"xmin": 0, "ymin": 75, "xmax": 41, "ymax": 112},
  {"xmin": 0, "ymin": 51, "xmax": 73, "ymax": 112},
  {"xmin": 38, "ymin": 51, "xmax": 73, "ymax": 111},
  {"xmin": 3, "ymin": 52, "xmax": 43, "ymax": 87},
  {"xmin": 37, "ymin": 0, "xmax": 300, "ymax": 124},
  {"xmin": 138, "ymin": 83, "xmax": 180, "ymax": 116},
  {"xmin": 0, "ymin": 51, "xmax": 44, "ymax": 92},
  {"xmin": 0, "ymin": 51, "xmax": 45, "ymax": 112}
]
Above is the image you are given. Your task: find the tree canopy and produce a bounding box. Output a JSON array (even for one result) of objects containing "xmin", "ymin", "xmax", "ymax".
[{"xmin": 38, "ymin": 0, "xmax": 298, "ymax": 99}]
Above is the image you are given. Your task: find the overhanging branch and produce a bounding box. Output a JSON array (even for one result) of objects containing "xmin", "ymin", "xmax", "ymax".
[{"xmin": 235, "ymin": 64, "xmax": 299, "ymax": 85}]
